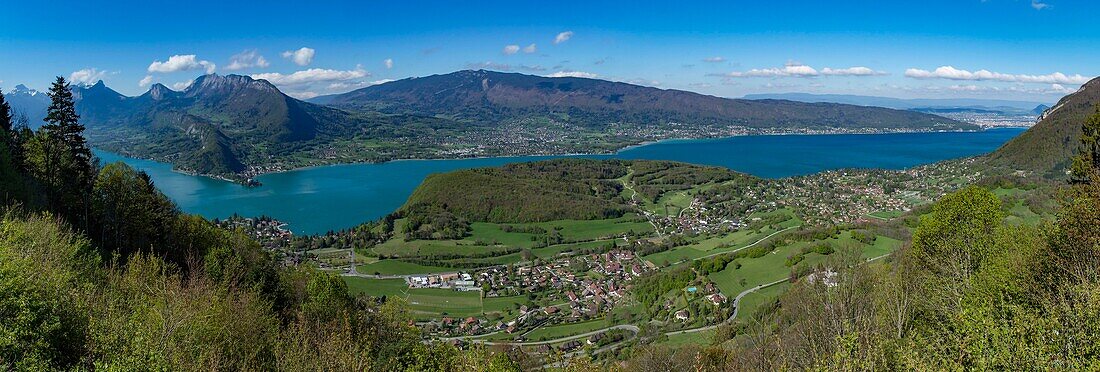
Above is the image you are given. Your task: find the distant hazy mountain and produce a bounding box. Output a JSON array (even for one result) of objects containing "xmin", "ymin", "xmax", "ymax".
[
  {"xmin": 986, "ymin": 77, "xmax": 1099, "ymax": 177},
  {"xmin": 5, "ymin": 84, "xmax": 50, "ymax": 128},
  {"xmin": 743, "ymin": 92, "xmax": 1047, "ymax": 113},
  {"xmin": 322, "ymin": 70, "xmax": 970, "ymax": 131},
  {"xmin": 1031, "ymin": 104, "xmax": 1051, "ymax": 116}
]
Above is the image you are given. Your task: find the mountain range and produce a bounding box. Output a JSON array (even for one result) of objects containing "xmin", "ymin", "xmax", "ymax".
[
  {"xmin": 318, "ymin": 70, "xmax": 968, "ymax": 131},
  {"xmin": 13, "ymin": 70, "xmax": 975, "ymax": 181},
  {"xmin": 4, "ymin": 84, "xmax": 50, "ymax": 129}
]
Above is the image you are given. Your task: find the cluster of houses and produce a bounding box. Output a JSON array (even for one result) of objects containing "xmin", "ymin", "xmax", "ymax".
[
  {"xmin": 672, "ymin": 282, "xmax": 728, "ymax": 322},
  {"xmin": 407, "ymin": 272, "xmax": 480, "ymax": 291}
]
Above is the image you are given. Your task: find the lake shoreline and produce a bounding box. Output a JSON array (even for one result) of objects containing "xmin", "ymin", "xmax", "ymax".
[
  {"xmin": 128, "ymin": 127, "xmax": 1023, "ymax": 185},
  {"xmin": 95, "ymin": 128, "xmax": 1026, "ymax": 235}
]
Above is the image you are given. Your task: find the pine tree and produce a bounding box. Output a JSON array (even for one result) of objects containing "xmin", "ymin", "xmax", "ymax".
[
  {"xmin": 0, "ymin": 89, "xmax": 12, "ymax": 133},
  {"xmin": 0, "ymin": 90, "xmax": 22, "ymax": 202},
  {"xmin": 43, "ymin": 76, "xmax": 94, "ymax": 186},
  {"xmin": 25, "ymin": 76, "xmax": 96, "ymax": 226}
]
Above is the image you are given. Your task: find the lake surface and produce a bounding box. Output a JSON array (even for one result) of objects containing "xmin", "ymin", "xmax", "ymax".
[{"xmin": 95, "ymin": 128, "xmax": 1024, "ymax": 235}]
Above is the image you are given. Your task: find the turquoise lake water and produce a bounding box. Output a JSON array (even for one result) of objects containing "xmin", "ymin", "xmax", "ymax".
[{"xmin": 95, "ymin": 128, "xmax": 1025, "ymax": 234}]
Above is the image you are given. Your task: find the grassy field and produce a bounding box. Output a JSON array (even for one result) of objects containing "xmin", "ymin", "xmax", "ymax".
[
  {"xmin": 735, "ymin": 282, "xmax": 790, "ymax": 321},
  {"xmin": 356, "ymin": 260, "xmax": 453, "ymax": 275},
  {"xmin": 869, "ymin": 210, "xmax": 904, "ymax": 219},
  {"xmin": 343, "ymin": 277, "xmax": 410, "ymax": 297},
  {"xmin": 660, "ymin": 329, "xmax": 716, "ymax": 347},
  {"xmin": 708, "ymin": 231, "xmax": 899, "ymax": 298},
  {"xmin": 406, "ymin": 289, "xmax": 483, "ymax": 317},
  {"xmin": 643, "ymin": 211, "xmax": 801, "ymax": 266}
]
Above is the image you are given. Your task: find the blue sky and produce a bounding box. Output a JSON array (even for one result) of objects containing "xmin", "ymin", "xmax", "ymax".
[{"xmin": 1, "ymin": 0, "xmax": 1096, "ymax": 103}]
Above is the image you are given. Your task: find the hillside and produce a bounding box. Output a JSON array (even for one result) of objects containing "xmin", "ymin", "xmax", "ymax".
[
  {"xmin": 401, "ymin": 159, "xmax": 752, "ymax": 224},
  {"xmin": 986, "ymin": 76, "xmax": 1100, "ymax": 177},
  {"xmin": 322, "ymin": 70, "xmax": 972, "ymax": 132}
]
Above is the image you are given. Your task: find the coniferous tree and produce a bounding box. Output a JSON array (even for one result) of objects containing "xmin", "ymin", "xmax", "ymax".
[
  {"xmin": 0, "ymin": 90, "xmax": 21, "ymax": 202},
  {"xmin": 26, "ymin": 76, "xmax": 95, "ymax": 226}
]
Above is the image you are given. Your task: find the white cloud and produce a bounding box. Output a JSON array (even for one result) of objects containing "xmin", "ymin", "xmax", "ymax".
[
  {"xmin": 523, "ymin": 44, "xmax": 537, "ymax": 53},
  {"xmin": 916, "ymin": 82, "xmax": 1080, "ymax": 96},
  {"xmin": 904, "ymin": 65, "xmax": 1089, "ymax": 84},
  {"xmin": 251, "ymin": 66, "xmax": 369, "ymax": 86},
  {"xmin": 148, "ymin": 55, "xmax": 216, "ymax": 74},
  {"xmin": 281, "ymin": 47, "xmax": 315, "ymax": 66},
  {"xmin": 467, "ymin": 61, "xmax": 512, "ymax": 71},
  {"xmin": 70, "ymin": 68, "xmax": 108, "ymax": 85},
  {"xmin": 703, "ymin": 57, "xmax": 726, "ymax": 63},
  {"xmin": 546, "ymin": 71, "xmax": 598, "ymax": 78},
  {"xmin": 172, "ymin": 80, "xmax": 193, "ymax": 91},
  {"xmin": 287, "ymin": 91, "xmax": 319, "ymax": 100},
  {"xmin": 719, "ymin": 62, "xmax": 820, "ymax": 78},
  {"xmin": 1031, "ymin": 0, "xmax": 1049, "ymax": 10},
  {"xmin": 384, "ymin": 58, "xmax": 393, "ymax": 69},
  {"xmin": 225, "ymin": 50, "xmax": 269, "ymax": 71},
  {"xmin": 716, "ymin": 62, "xmax": 886, "ymax": 78},
  {"xmin": 139, "ymin": 75, "xmax": 155, "ymax": 88},
  {"xmin": 503, "ymin": 45, "xmax": 520, "ymax": 55},
  {"xmin": 820, "ymin": 66, "xmax": 887, "ymax": 76},
  {"xmin": 626, "ymin": 78, "xmax": 661, "ymax": 87},
  {"xmin": 554, "ymin": 31, "xmax": 574, "ymax": 44}
]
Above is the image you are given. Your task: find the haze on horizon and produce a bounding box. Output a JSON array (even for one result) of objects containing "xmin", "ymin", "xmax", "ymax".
[{"xmin": 1, "ymin": 0, "xmax": 1096, "ymax": 104}]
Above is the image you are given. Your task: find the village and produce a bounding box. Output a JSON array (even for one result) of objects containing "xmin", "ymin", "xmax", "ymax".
[{"xmin": 417, "ymin": 249, "xmax": 655, "ymax": 339}]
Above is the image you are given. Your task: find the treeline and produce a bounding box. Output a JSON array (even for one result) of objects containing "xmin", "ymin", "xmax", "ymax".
[{"xmin": 0, "ymin": 78, "xmax": 520, "ymax": 370}]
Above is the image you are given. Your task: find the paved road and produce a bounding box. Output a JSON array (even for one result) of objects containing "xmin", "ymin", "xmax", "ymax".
[
  {"xmin": 667, "ymin": 225, "xmax": 800, "ymax": 266},
  {"xmin": 461, "ymin": 324, "xmax": 641, "ymax": 346}
]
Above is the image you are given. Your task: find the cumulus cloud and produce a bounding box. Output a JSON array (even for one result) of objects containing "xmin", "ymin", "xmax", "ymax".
[
  {"xmin": 503, "ymin": 45, "xmax": 520, "ymax": 55},
  {"xmin": 148, "ymin": 55, "xmax": 216, "ymax": 74},
  {"xmin": 467, "ymin": 61, "xmax": 512, "ymax": 71},
  {"xmin": 916, "ymin": 83, "xmax": 1080, "ymax": 96},
  {"xmin": 1031, "ymin": 0, "xmax": 1049, "ymax": 10},
  {"xmin": 225, "ymin": 50, "xmax": 269, "ymax": 71},
  {"xmin": 172, "ymin": 80, "xmax": 193, "ymax": 91},
  {"xmin": 715, "ymin": 62, "xmax": 886, "ymax": 78},
  {"xmin": 384, "ymin": 58, "xmax": 393, "ymax": 69},
  {"xmin": 554, "ymin": 31, "xmax": 574, "ymax": 44},
  {"xmin": 139, "ymin": 75, "xmax": 155, "ymax": 88},
  {"xmin": 523, "ymin": 44, "xmax": 537, "ymax": 54},
  {"xmin": 820, "ymin": 66, "xmax": 887, "ymax": 76},
  {"xmin": 251, "ymin": 66, "xmax": 369, "ymax": 86},
  {"xmin": 703, "ymin": 57, "xmax": 726, "ymax": 63},
  {"xmin": 626, "ymin": 78, "xmax": 661, "ymax": 87},
  {"xmin": 546, "ymin": 71, "xmax": 598, "ymax": 78},
  {"xmin": 904, "ymin": 66, "xmax": 1089, "ymax": 84},
  {"xmin": 70, "ymin": 68, "xmax": 109, "ymax": 85},
  {"xmin": 281, "ymin": 47, "xmax": 315, "ymax": 66}
]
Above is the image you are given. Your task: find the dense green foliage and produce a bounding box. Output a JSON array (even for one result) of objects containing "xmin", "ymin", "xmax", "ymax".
[
  {"xmin": 0, "ymin": 78, "xmax": 520, "ymax": 370},
  {"xmin": 403, "ymin": 159, "xmax": 632, "ymax": 224},
  {"xmin": 402, "ymin": 159, "xmax": 751, "ymax": 227}
]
